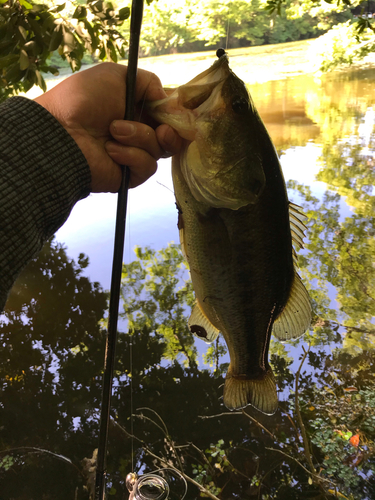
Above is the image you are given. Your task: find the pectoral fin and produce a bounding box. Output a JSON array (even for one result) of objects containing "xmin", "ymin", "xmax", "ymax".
[
  {"xmin": 223, "ymin": 367, "xmax": 278, "ymax": 415},
  {"xmin": 188, "ymin": 301, "xmax": 220, "ymax": 344},
  {"xmin": 272, "ymin": 271, "xmax": 311, "ymax": 341}
]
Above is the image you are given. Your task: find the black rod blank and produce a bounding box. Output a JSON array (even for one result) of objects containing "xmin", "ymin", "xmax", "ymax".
[{"xmin": 95, "ymin": 1, "xmax": 144, "ymax": 498}]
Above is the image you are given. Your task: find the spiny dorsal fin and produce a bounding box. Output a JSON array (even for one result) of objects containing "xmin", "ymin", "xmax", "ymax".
[
  {"xmin": 188, "ymin": 301, "xmax": 220, "ymax": 344},
  {"xmin": 272, "ymin": 271, "xmax": 311, "ymax": 341},
  {"xmin": 289, "ymin": 202, "xmax": 307, "ymax": 264}
]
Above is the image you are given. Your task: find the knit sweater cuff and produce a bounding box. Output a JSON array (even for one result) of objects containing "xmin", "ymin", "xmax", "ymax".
[{"xmin": 0, "ymin": 96, "xmax": 92, "ymax": 310}]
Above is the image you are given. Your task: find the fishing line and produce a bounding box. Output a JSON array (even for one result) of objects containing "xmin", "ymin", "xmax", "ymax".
[
  {"xmin": 130, "ymin": 331, "xmax": 134, "ymax": 473},
  {"xmin": 126, "ymin": 468, "xmax": 188, "ymax": 500},
  {"xmin": 125, "ymin": 149, "xmax": 134, "ymax": 477},
  {"xmin": 226, "ymin": 13, "xmax": 230, "ymax": 50},
  {"xmin": 94, "ymin": 1, "xmax": 144, "ymax": 498},
  {"xmin": 94, "ymin": 1, "xmax": 192, "ymax": 497},
  {"xmin": 156, "ymin": 181, "xmax": 174, "ymax": 195}
]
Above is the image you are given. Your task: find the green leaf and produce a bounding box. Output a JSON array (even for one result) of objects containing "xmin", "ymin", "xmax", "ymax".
[
  {"xmin": 0, "ymin": 39, "xmax": 16, "ymax": 56},
  {"xmin": 35, "ymin": 69, "xmax": 47, "ymax": 92},
  {"xmin": 24, "ymin": 40, "xmax": 41, "ymax": 56},
  {"xmin": 49, "ymin": 25, "xmax": 63, "ymax": 52},
  {"xmin": 0, "ymin": 54, "xmax": 19, "ymax": 69},
  {"xmin": 54, "ymin": 3, "xmax": 66, "ymax": 13},
  {"xmin": 107, "ymin": 38, "xmax": 117, "ymax": 62},
  {"xmin": 18, "ymin": 0, "xmax": 33, "ymax": 9},
  {"xmin": 68, "ymin": 55, "xmax": 81, "ymax": 72},
  {"xmin": 357, "ymin": 22, "xmax": 366, "ymax": 34},
  {"xmin": 83, "ymin": 20, "xmax": 98, "ymax": 50},
  {"xmin": 30, "ymin": 4, "xmax": 45, "ymax": 13},
  {"xmin": 73, "ymin": 6, "xmax": 87, "ymax": 20},
  {"xmin": 49, "ymin": 3, "xmax": 65, "ymax": 13},
  {"xmin": 63, "ymin": 28, "xmax": 76, "ymax": 51},
  {"xmin": 99, "ymin": 41, "xmax": 106, "ymax": 60},
  {"xmin": 4, "ymin": 63, "xmax": 22, "ymax": 84},
  {"xmin": 19, "ymin": 49, "xmax": 29, "ymax": 70},
  {"xmin": 118, "ymin": 6, "xmax": 130, "ymax": 20},
  {"xmin": 0, "ymin": 455, "xmax": 14, "ymax": 471},
  {"xmin": 27, "ymin": 17, "xmax": 44, "ymax": 44},
  {"xmin": 40, "ymin": 64, "xmax": 59, "ymax": 76},
  {"xmin": 18, "ymin": 25, "xmax": 27, "ymax": 41},
  {"xmin": 22, "ymin": 77, "xmax": 34, "ymax": 92},
  {"xmin": 91, "ymin": 0, "xmax": 104, "ymax": 13}
]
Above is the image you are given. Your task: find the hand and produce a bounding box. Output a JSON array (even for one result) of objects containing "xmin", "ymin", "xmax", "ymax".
[{"xmin": 35, "ymin": 62, "xmax": 182, "ymax": 192}]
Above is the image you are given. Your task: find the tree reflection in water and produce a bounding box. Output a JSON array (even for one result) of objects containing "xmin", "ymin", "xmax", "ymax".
[{"xmin": 1, "ymin": 69, "xmax": 375, "ymax": 499}]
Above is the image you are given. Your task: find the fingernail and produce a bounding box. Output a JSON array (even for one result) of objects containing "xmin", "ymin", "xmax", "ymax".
[{"xmin": 112, "ymin": 121, "xmax": 136, "ymax": 136}]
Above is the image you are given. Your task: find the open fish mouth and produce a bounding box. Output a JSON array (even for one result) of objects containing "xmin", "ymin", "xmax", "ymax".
[
  {"xmin": 147, "ymin": 53, "xmax": 266, "ymax": 209},
  {"xmin": 146, "ymin": 54, "xmax": 230, "ymax": 142}
]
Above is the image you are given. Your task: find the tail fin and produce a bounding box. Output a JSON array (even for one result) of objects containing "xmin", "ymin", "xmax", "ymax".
[{"xmin": 223, "ymin": 367, "xmax": 278, "ymax": 415}]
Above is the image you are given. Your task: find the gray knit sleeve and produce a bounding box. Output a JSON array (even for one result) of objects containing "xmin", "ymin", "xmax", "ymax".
[{"xmin": 0, "ymin": 96, "xmax": 92, "ymax": 310}]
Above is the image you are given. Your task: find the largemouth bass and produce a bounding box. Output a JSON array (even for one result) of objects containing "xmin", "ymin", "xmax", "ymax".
[{"xmin": 148, "ymin": 51, "xmax": 311, "ymax": 415}]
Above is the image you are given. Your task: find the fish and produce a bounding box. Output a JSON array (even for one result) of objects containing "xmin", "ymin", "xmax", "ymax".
[{"xmin": 147, "ymin": 50, "xmax": 311, "ymax": 415}]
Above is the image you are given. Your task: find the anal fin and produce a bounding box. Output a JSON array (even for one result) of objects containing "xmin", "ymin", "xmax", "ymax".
[
  {"xmin": 272, "ymin": 271, "xmax": 311, "ymax": 341},
  {"xmin": 223, "ymin": 367, "xmax": 278, "ymax": 415},
  {"xmin": 188, "ymin": 301, "xmax": 220, "ymax": 344}
]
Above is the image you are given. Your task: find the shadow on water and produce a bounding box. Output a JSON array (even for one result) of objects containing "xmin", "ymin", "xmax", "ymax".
[{"xmin": 1, "ymin": 67, "xmax": 375, "ymax": 499}]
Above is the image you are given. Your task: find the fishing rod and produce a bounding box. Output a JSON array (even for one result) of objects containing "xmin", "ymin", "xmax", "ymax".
[{"xmin": 95, "ymin": 1, "xmax": 144, "ymax": 498}]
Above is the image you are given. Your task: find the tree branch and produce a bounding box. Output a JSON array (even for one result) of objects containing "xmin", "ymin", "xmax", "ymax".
[{"xmin": 295, "ymin": 344, "xmax": 316, "ymax": 475}]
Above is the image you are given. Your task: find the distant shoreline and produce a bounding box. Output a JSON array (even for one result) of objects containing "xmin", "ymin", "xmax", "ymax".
[
  {"xmin": 136, "ymin": 38, "xmax": 375, "ymax": 86},
  {"xmin": 137, "ymin": 39, "xmax": 317, "ymax": 86},
  {"xmin": 26, "ymin": 38, "xmax": 375, "ymax": 99}
]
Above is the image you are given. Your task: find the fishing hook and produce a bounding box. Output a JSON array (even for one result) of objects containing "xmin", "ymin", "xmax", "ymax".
[{"xmin": 95, "ymin": 1, "xmax": 144, "ymax": 499}]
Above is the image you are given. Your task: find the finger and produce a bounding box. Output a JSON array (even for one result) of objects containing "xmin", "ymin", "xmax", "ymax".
[
  {"xmin": 155, "ymin": 124, "xmax": 183, "ymax": 158},
  {"xmin": 90, "ymin": 158, "xmax": 123, "ymax": 193},
  {"xmin": 110, "ymin": 120, "xmax": 164, "ymax": 161},
  {"xmin": 135, "ymin": 68, "xmax": 166, "ymax": 102},
  {"xmin": 104, "ymin": 143, "xmax": 158, "ymax": 188}
]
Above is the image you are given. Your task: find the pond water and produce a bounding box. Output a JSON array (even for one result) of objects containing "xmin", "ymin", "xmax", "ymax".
[{"xmin": 1, "ymin": 65, "xmax": 375, "ymax": 499}]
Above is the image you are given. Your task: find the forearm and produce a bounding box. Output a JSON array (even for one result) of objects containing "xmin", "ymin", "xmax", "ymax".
[{"xmin": 0, "ymin": 97, "xmax": 91, "ymax": 311}]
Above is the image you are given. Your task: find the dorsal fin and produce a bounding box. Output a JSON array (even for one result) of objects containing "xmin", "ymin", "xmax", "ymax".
[
  {"xmin": 272, "ymin": 271, "xmax": 311, "ymax": 341},
  {"xmin": 289, "ymin": 202, "xmax": 307, "ymax": 262},
  {"xmin": 289, "ymin": 202, "xmax": 308, "ymax": 266},
  {"xmin": 188, "ymin": 301, "xmax": 220, "ymax": 344}
]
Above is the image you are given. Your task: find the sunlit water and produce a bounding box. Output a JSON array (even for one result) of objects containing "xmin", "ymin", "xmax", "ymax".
[{"xmin": 1, "ymin": 66, "xmax": 375, "ymax": 499}]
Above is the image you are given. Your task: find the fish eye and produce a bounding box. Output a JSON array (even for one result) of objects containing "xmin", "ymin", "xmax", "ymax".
[{"xmin": 232, "ymin": 96, "xmax": 249, "ymax": 114}]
